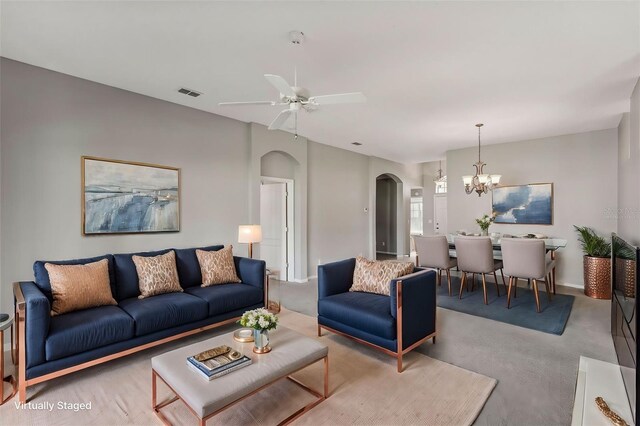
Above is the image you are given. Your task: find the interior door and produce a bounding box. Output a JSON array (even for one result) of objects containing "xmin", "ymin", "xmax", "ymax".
[
  {"xmin": 260, "ymin": 182, "xmax": 287, "ymax": 280},
  {"xmin": 434, "ymin": 195, "xmax": 447, "ymax": 235}
]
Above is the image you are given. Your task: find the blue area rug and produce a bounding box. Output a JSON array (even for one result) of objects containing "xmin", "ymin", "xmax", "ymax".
[{"xmin": 436, "ymin": 275, "xmax": 575, "ymax": 335}]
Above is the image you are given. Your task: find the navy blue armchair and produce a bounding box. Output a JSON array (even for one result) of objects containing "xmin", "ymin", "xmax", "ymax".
[{"xmin": 317, "ymin": 258, "xmax": 437, "ymax": 372}]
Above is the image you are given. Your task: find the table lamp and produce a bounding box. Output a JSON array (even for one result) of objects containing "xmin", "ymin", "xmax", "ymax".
[{"xmin": 238, "ymin": 225, "xmax": 262, "ymax": 259}]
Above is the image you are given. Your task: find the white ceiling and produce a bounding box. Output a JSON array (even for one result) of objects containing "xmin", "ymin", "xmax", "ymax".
[{"xmin": 1, "ymin": 1, "xmax": 639, "ymax": 163}]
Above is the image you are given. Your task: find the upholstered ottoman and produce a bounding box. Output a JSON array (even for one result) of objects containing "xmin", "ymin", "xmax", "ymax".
[{"xmin": 151, "ymin": 326, "xmax": 329, "ymax": 425}]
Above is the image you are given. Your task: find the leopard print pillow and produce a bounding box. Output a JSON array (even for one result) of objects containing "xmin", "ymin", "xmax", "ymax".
[
  {"xmin": 45, "ymin": 259, "xmax": 117, "ymax": 316},
  {"xmin": 196, "ymin": 246, "xmax": 241, "ymax": 287},
  {"xmin": 133, "ymin": 250, "xmax": 183, "ymax": 299},
  {"xmin": 349, "ymin": 256, "xmax": 415, "ymax": 296}
]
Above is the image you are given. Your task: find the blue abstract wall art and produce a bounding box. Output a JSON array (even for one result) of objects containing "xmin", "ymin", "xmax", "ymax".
[
  {"xmin": 492, "ymin": 183, "xmax": 553, "ymax": 225},
  {"xmin": 82, "ymin": 157, "xmax": 180, "ymax": 234}
]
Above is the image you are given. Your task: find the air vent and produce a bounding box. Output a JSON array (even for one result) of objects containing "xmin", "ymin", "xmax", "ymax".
[
  {"xmin": 178, "ymin": 88, "xmax": 202, "ymax": 98},
  {"xmin": 351, "ymin": 142, "xmax": 362, "ymax": 146}
]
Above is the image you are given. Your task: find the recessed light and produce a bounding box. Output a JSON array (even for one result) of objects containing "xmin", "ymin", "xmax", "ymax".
[
  {"xmin": 178, "ymin": 88, "xmax": 203, "ymax": 98},
  {"xmin": 351, "ymin": 142, "xmax": 362, "ymax": 146}
]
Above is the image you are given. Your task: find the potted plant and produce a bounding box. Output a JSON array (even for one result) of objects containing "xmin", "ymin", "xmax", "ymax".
[
  {"xmin": 574, "ymin": 225, "xmax": 611, "ymax": 299},
  {"xmin": 476, "ymin": 213, "xmax": 496, "ymax": 236}
]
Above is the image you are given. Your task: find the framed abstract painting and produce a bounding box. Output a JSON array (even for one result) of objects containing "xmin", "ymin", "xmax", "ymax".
[
  {"xmin": 491, "ymin": 183, "xmax": 553, "ymax": 225},
  {"xmin": 82, "ymin": 156, "xmax": 180, "ymax": 235}
]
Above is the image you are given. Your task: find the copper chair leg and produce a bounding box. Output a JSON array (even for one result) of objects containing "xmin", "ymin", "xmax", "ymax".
[
  {"xmin": 481, "ymin": 273, "xmax": 488, "ymax": 305},
  {"xmin": 514, "ymin": 277, "xmax": 517, "ymax": 298},
  {"xmin": 471, "ymin": 273, "xmax": 476, "ymax": 291},
  {"xmin": 446, "ymin": 269, "xmax": 452, "ymax": 296},
  {"xmin": 544, "ymin": 276, "xmax": 552, "ymax": 302},
  {"xmin": 532, "ymin": 279, "xmax": 541, "ymax": 313},
  {"xmin": 492, "ymin": 271, "xmax": 500, "ymax": 297},
  {"xmin": 500, "ymin": 269, "xmax": 507, "ymax": 292},
  {"xmin": 507, "ymin": 276, "xmax": 513, "ymax": 308},
  {"xmin": 459, "ymin": 272, "xmax": 467, "ymax": 299}
]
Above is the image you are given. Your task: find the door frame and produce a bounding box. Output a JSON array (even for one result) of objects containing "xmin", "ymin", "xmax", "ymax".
[{"xmin": 261, "ymin": 176, "xmax": 294, "ymax": 281}]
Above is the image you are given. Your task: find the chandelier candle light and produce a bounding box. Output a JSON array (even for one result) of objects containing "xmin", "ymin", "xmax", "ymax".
[{"xmin": 463, "ymin": 123, "xmax": 501, "ymax": 196}]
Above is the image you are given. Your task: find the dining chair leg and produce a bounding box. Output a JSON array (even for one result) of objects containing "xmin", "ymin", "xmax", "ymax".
[
  {"xmin": 459, "ymin": 272, "xmax": 467, "ymax": 299},
  {"xmin": 514, "ymin": 277, "xmax": 517, "ymax": 298},
  {"xmin": 446, "ymin": 268, "xmax": 452, "ymax": 296},
  {"xmin": 492, "ymin": 271, "xmax": 500, "ymax": 297},
  {"xmin": 552, "ymin": 267, "xmax": 557, "ymax": 294},
  {"xmin": 527, "ymin": 278, "xmax": 531, "ymax": 288},
  {"xmin": 481, "ymin": 273, "xmax": 488, "ymax": 305},
  {"xmin": 499, "ymin": 269, "xmax": 507, "ymax": 292},
  {"xmin": 532, "ymin": 279, "xmax": 541, "ymax": 313},
  {"xmin": 507, "ymin": 276, "xmax": 513, "ymax": 308},
  {"xmin": 471, "ymin": 273, "xmax": 476, "ymax": 291},
  {"xmin": 437, "ymin": 269, "xmax": 442, "ymax": 287},
  {"xmin": 544, "ymin": 276, "xmax": 552, "ymax": 302}
]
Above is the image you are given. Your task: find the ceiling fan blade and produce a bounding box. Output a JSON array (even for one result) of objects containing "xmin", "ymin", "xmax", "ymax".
[
  {"xmin": 218, "ymin": 101, "xmax": 277, "ymax": 106},
  {"xmin": 308, "ymin": 92, "xmax": 367, "ymax": 105},
  {"xmin": 264, "ymin": 74, "xmax": 296, "ymax": 97},
  {"xmin": 268, "ymin": 110, "xmax": 293, "ymax": 130}
]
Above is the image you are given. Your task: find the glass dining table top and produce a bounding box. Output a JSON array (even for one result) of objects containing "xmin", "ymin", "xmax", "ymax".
[{"xmin": 446, "ymin": 234, "xmax": 568, "ymax": 251}]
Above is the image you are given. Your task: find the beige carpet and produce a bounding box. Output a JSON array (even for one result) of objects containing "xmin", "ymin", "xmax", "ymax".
[{"xmin": 0, "ymin": 309, "xmax": 496, "ymax": 425}]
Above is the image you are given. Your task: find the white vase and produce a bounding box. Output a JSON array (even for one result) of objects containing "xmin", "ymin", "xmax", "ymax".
[{"xmin": 253, "ymin": 329, "xmax": 271, "ymax": 354}]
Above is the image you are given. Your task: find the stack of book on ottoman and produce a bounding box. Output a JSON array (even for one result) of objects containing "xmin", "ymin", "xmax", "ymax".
[{"xmin": 187, "ymin": 345, "xmax": 251, "ymax": 381}]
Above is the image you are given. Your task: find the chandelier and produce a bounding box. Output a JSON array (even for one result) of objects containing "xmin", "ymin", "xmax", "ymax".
[
  {"xmin": 433, "ymin": 160, "xmax": 447, "ymax": 193},
  {"xmin": 463, "ymin": 123, "xmax": 501, "ymax": 197}
]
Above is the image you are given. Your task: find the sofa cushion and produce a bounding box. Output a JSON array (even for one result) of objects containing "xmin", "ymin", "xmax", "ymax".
[
  {"xmin": 318, "ymin": 291, "xmax": 396, "ymax": 340},
  {"xmin": 119, "ymin": 292, "xmax": 208, "ymax": 336},
  {"xmin": 46, "ymin": 259, "xmax": 117, "ymax": 316},
  {"xmin": 185, "ymin": 283, "xmax": 263, "ymax": 316},
  {"xmin": 34, "ymin": 254, "xmax": 116, "ymax": 298},
  {"xmin": 196, "ymin": 246, "xmax": 241, "ymax": 286},
  {"xmin": 175, "ymin": 245, "xmax": 224, "ymax": 288},
  {"xmin": 45, "ymin": 305, "xmax": 134, "ymax": 362},
  {"xmin": 114, "ymin": 249, "xmax": 172, "ymax": 300},
  {"xmin": 133, "ymin": 251, "xmax": 183, "ymax": 299}
]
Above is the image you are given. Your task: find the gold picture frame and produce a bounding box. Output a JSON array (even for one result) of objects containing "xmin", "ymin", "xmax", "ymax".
[{"xmin": 81, "ymin": 156, "xmax": 181, "ymax": 235}]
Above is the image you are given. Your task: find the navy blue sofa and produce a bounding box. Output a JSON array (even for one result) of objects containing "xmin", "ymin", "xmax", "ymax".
[
  {"xmin": 317, "ymin": 258, "xmax": 436, "ymax": 372},
  {"xmin": 13, "ymin": 245, "xmax": 266, "ymax": 402}
]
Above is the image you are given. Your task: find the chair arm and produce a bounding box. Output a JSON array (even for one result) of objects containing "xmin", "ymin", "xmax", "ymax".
[
  {"xmin": 234, "ymin": 257, "xmax": 266, "ymax": 290},
  {"xmin": 389, "ymin": 269, "xmax": 437, "ymax": 349},
  {"xmin": 14, "ymin": 281, "xmax": 50, "ymax": 368},
  {"xmin": 318, "ymin": 258, "xmax": 356, "ymax": 299}
]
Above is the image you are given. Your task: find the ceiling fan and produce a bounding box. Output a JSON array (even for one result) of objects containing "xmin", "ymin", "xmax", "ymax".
[{"xmin": 219, "ymin": 70, "xmax": 366, "ymax": 138}]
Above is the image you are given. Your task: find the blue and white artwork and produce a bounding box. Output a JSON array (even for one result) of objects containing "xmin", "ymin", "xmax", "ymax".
[
  {"xmin": 83, "ymin": 157, "xmax": 180, "ymax": 234},
  {"xmin": 492, "ymin": 183, "xmax": 553, "ymax": 225}
]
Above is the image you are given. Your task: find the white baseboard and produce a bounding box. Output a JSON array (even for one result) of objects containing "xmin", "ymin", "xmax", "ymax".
[
  {"xmin": 289, "ymin": 275, "xmax": 317, "ymax": 284},
  {"xmin": 557, "ymin": 282, "xmax": 583, "ymax": 290}
]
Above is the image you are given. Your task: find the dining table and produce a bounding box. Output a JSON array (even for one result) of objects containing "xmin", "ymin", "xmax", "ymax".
[{"xmin": 446, "ymin": 234, "xmax": 568, "ymax": 294}]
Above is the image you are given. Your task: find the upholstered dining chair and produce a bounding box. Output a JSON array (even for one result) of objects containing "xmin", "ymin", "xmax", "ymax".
[
  {"xmin": 414, "ymin": 236, "xmax": 458, "ymax": 296},
  {"xmin": 455, "ymin": 236, "xmax": 506, "ymax": 305},
  {"xmin": 501, "ymin": 238, "xmax": 555, "ymax": 313}
]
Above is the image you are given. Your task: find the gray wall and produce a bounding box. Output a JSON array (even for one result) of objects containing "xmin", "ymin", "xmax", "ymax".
[
  {"xmin": 307, "ymin": 141, "xmax": 369, "ymax": 273},
  {"xmin": 260, "ymin": 151, "xmax": 295, "ymax": 180},
  {"xmin": 421, "ymin": 160, "xmax": 446, "ymax": 236},
  {"xmin": 447, "ymin": 129, "xmax": 618, "ymax": 287},
  {"xmin": 618, "ymin": 79, "xmax": 640, "ymax": 245}
]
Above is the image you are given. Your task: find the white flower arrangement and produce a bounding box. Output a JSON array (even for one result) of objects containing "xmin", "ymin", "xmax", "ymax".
[{"xmin": 239, "ymin": 308, "xmax": 278, "ymax": 331}]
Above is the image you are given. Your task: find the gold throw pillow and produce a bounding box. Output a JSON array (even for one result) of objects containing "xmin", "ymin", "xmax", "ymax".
[
  {"xmin": 196, "ymin": 246, "xmax": 241, "ymax": 287},
  {"xmin": 349, "ymin": 256, "xmax": 415, "ymax": 296},
  {"xmin": 133, "ymin": 250, "xmax": 182, "ymax": 299},
  {"xmin": 45, "ymin": 259, "xmax": 117, "ymax": 316}
]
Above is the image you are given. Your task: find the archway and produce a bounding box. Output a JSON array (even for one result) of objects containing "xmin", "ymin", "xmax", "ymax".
[{"xmin": 375, "ymin": 173, "xmax": 403, "ymax": 260}]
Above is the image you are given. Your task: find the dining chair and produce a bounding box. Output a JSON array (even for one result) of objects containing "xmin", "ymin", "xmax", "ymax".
[
  {"xmin": 455, "ymin": 236, "xmax": 507, "ymax": 304},
  {"xmin": 501, "ymin": 238, "xmax": 555, "ymax": 313},
  {"xmin": 414, "ymin": 235, "xmax": 458, "ymax": 296}
]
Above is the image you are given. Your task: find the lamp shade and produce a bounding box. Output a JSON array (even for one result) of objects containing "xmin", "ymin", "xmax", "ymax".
[
  {"xmin": 490, "ymin": 174, "xmax": 501, "ymax": 185},
  {"xmin": 462, "ymin": 175, "xmax": 473, "ymax": 185},
  {"xmin": 238, "ymin": 225, "xmax": 262, "ymax": 243}
]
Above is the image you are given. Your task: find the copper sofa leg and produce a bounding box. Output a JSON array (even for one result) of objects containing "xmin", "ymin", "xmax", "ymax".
[{"xmin": 317, "ymin": 325, "xmax": 322, "ymax": 337}]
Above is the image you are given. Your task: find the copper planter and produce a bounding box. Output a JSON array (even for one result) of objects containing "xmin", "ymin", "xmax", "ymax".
[{"xmin": 583, "ymin": 256, "xmax": 611, "ymax": 299}]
